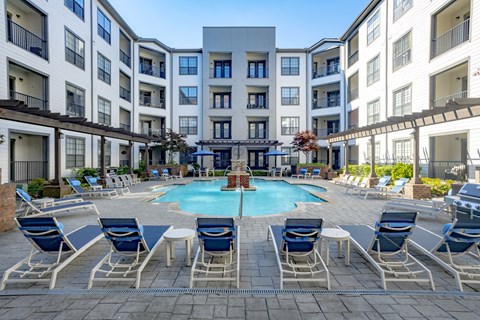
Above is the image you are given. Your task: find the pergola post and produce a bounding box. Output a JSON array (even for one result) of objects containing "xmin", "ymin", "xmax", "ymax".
[
  {"xmin": 369, "ymin": 135, "xmax": 377, "ymax": 178},
  {"xmin": 328, "ymin": 142, "xmax": 333, "ymax": 170},
  {"xmin": 54, "ymin": 128, "xmax": 61, "ymax": 183},
  {"xmin": 100, "ymin": 136, "xmax": 106, "ymax": 177},
  {"xmin": 144, "ymin": 143, "xmax": 150, "ymax": 171},
  {"xmin": 411, "ymin": 129, "xmax": 422, "ymax": 184},
  {"xmin": 129, "ymin": 141, "xmax": 134, "ymax": 173},
  {"xmin": 343, "ymin": 141, "xmax": 349, "ymax": 174}
]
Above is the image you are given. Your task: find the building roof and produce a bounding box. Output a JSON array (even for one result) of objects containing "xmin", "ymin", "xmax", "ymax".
[{"xmin": 340, "ymin": 0, "xmax": 382, "ymax": 41}]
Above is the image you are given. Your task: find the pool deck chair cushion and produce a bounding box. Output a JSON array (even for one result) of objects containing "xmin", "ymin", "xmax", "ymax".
[
  {"xmin": 339, "ymin": 211, "xmax": 435, "ymax": 290},
  {"xmin": 291, "ymin": 168, "xmax": 309, "ymax": 179},
  {"xmin": 1, "ymin": 217, "xmax": 102, "ymax": 290},
  {"xmin": 66, "ymin": 178, "xmax": 118, "ymax": 199},
  {"xmin": 268, "ymin": 218, "xmax": 330, "ymax": 289},
  {"xmin": 409, "ymin": 211, "xmax": 480, "ymax": 291},
  {"xmin": 16, "ymin": 189, "xmax": 100, "ymax": 217},
  {"xmin": 89, "ymin": 218, "xmax": 172, "ymax": 289},
  {"xmin": 190, "ymin": 218, "xmax": 240, "ymax": 288},
  {"xmin": 84, "ymin": 176, "xmax": 103, "ymax": 190}
]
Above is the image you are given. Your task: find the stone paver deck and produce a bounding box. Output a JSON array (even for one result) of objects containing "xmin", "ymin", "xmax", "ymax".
[{"xmin": 1, "ymin": 177, "xmax": 479, "ymax": 319}]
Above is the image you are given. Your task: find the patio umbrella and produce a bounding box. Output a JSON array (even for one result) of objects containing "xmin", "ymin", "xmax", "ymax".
[
  {"xmin": 192, "ymin": 150, "xmax": 217, "ymax": 167},
  {"xmin": 264, "ymin": 150, "xmax": 289, "ymax": 167}
]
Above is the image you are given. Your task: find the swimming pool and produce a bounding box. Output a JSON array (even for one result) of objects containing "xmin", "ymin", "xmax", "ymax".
[{"xmin": 153, "ymin": 179, "xmax": 326, "ymax": 216}]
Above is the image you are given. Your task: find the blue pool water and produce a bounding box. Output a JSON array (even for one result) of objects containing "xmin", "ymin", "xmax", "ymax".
[{"xmin": 153, "ymin": 179, "xmax": 326, "ymax": 216}]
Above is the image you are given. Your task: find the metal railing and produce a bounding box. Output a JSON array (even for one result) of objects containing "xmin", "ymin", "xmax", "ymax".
[
  {"xmin": 209, "ymin": 67, "xmax": 232, "ymax": 78},
  {"xmin": 347, "ymin": 88, "xmax": 359, "ymax": 102},
  {"xmin": 209, "ymin": 97, "xmax": 231, "ymax": 109},
  {"xmin": 430, "ymin": 161, "xmax": 468, "ymax": 181},
  {"xmin": 10, "ymin": 161, "xmax": 48, "ymax": 182},
  {"xmin": 120, "ymin": 123, "xmax": 131, "ymax": 131},
  {"xmin": 10, "ymin": 91, "xmax": 48, "ymax": 110},
  {"xmin": 65, "ymin": 47, "xmax": 84, "ymax": 69},
  {"xmin": 246, "ymin": 100, "xmax": 268, "ymax": 109},
  {"xmin": 433, "ymin": 19, "xmax": 469, "ymax": 57},
  {"xmin": 139, "ymin": 97, "xmax": 165, "ymax": 108},
  {"xmin": 312, "ymin": 96, "xmax": 340, "ymax": 109},
  {"xmin": 247, "ymin": 67, "xmax": 269, "ymax": 78},
  {"xmin": 249, "ymin": 129, "xmax": 267, "ymax": 139},
  {"xmin": 140, "ymin": 128, "xmax": 166, "ymax": 138},
  {"xmin": 348, "ymin": 51, "xmax": 358, "ymax": 67},
  {"xmin": 120, "ymin": 49, "xmax": 131, "ymax": 67},
  {"xmin": 119, "ymin": 86, "xmax": 131, "ymax": 102},
  {"xmin": 139, "ymin": 64, "xmax": 166, "ymax": 78},
  {"xmin": 211, "ymin": 129, "xmax": 231, "ymax": 139},
  {"xmin": 66, "ymin": 102, "xmax": 84, "ymax": 117},
  {"xmin": 431, "ymin": 91, "xmax": 468, "ymax": 108},
  {"xmin": 313, "ymin": 128, "xmax": 340, "ymax": 137},
  {"xmin": 7, "ymin": 20, "xmax": 47, "ymax": 60},
  {"xmin": 312, "ymin": 64, "xmax": 340, "ymax": 79}
]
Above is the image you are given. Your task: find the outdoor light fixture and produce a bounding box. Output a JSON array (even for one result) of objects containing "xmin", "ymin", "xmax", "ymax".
[{"xmin": 0, "ymin": 134, "xmax": 4, "ymax": 145}]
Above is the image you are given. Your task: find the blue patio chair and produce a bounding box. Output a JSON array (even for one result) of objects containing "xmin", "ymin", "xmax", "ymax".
[
  {"xmin": 363, "ymin": 178, "xmax": 408, "ymax": 200},
  {"xmin": 89, "ymin": 218, "xmax": 172, "ymax": 289},
  {"xmin": 66, "ymin": 178, "xmax": 118, "ymax": 199},
  {"xmin": 84, "ymin": 175, "xmax": 103, "ymax": 190},
  {"xmin": 161, "ymin": 168, "xmax": 173, "ymax": 180},
  {"xmin": 291, "ymin": 168, "xmax": 308, "ymax": 179},
  {"xmin": 410, "ymin": 211, "xmax": 480, "ymax": 291},
  {"xmin": 150, "ymin": 169, "xmax": 161, "ymax": 180},
  {"xmin": 268, "ymin": 218, "xmax": 330, "ymax": 289},
  {"xmin": 16, "ymin": 188, "xmax": 99, "ymax": 217},
  {"xmin": 310, "ymin": 168, "xmax": 321, "ymax": 179},
  {"xmin": 339, "ymin": 211, "xmax": 435, "ymax": 290},
  {"xmin": 190, "ymin": 218, "xmax": 240, "ymax": 288},
  {"xmin": 1, "ymin": 217, "xmax": 103, "ymax": 290}
]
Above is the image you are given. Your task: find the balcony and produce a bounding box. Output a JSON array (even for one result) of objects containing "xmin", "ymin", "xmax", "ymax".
[
  {"xmin": 66, "ymin": 102, "xmax": 84, "ymax": 117},
  {"xmin": 120, "ymin": 123, "xmax": 131, "ymax": 131},
  {"xmin": 10, "ymin": 160, "xmax": 48, "ymax": 182},
  {"xmin": 432, "ymin": 19, "xmax": 470, "ymax": 58},
  {"xmin": 432, "ymin": 91, "xmax": 468, "ymax": 108},
  {"xmin": 348, "ymin": 51, "xmax": 358, "ymax": 67},
  {"xmin": 140, "ymin": 96, "xmax": 165, "ymax": 109},
  {"xmin": 313, "ymin": 128, "xmax": 340, "ymax": 137},
  {"xmin": 312, "ymin": 96, "xmax": 340, "ymax": 109},
  {"xmin": 139, "ymin": 64, "xmax": 165, "ymax": 78},
  {"xmin": 210, "ymin": 129, "xmax": 231, "ymax": 139},
  {"xmin": 247, "ymin": 67, "xmax": 269, "ymax": 79},
  {"xmin": 210, "ymin": 67, "xmax": 232, "ymax": 79},
  {"xmin": 10, "ymin": 91, "xmax": 48, "ymax": 110},
  {"xmin": 120, "ymin": 49, "xmax": 130, "ymax": 67},
  {"xmin": 312, "ymin": 64, "xmax": 340, "ymax": 79},
  {"xmin": 140, "ymin": 128, "xmax": 166, "ymax": 138},
  {"xmin": 347, "ymin": 88, "xmax": 359, "ymax": 102},
  {"xmin": 119, "ymin": 86, "xmax": 131, "ymax": 102},
  {"xmin": 247, "ymin": 102, "xmax": 268, "ymax": 109},
  {"xmin": 7, "ymin": 20, "xmax": 47, "ymax": 60}
]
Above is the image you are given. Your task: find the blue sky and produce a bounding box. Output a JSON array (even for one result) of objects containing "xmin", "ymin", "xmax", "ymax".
[{"xmin": 108, "ymin": 0, "xmax": 371, "ymax": 48}]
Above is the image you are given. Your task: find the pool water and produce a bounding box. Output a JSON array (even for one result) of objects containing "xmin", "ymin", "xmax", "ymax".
[{"xmin": 153, "ymin": 179, "xmax": 326, "ymax": 216}]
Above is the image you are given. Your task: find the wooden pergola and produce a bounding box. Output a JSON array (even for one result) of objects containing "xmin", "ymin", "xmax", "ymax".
[
  {"xmin": 0, "ymin": 100, "xmax": 151, "ymax": 181},
  {"xmin": 317, "ymin": 98, "xmax": 480, "ymax": 182}
]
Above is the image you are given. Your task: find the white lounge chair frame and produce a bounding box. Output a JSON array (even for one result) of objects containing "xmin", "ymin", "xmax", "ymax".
[
  {"xmin": 383, "ymin": 198, "xmax": 451, "ymax": 217},
  {"xmin": 104, "ymin": 177, "xmax": 131, "ymax": 196}
]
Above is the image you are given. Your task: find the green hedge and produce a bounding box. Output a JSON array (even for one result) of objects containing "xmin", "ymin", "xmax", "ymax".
[
  {"xmin": 296, "ymin": 163, "xmax": 327, "ymax": 168},
  {"xmin": 421, "ymin": 178, "xmax": 454, "ymax": 196},
  {"xmin": 346, "ymin": 163, "xmax": 413, "ymax": 181}
]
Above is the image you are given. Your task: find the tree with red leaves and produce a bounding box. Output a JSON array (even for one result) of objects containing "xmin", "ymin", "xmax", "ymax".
[{"xmin": 291, "ymin": 130, "xmax": 319, "ymax": 163}]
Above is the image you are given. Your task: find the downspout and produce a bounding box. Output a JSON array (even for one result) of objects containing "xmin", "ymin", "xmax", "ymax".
[
  {"xmin": 131, "ymin": 40, "xmax": 136, "ymax": 169},
  {"xmin": 384, "ymin": 0, "xmax": 389, "ymax": 163},
  {"xmin": 342, "ymin": 41, "xmax": 348, "ymax": 168},
  {"xmin": 90, "ymin": 0, "xmax": 95, "ymax": 168}
]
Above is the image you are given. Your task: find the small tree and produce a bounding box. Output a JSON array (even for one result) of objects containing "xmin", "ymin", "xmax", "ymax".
[
  {"xmin": 291, "ymin": 130, "xmax": 319, "ymax": 164},
  {"xmin": 152, "ymin": 130, "xmax": 188, "ymax": 164}
]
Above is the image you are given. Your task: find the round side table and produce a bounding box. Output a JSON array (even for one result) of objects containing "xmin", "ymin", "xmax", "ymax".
[
  {"xmin": 163, "ymin": 228, "xmax": 196, "ymax": 267},
  {"xmin": 320, "ymin": 228, "xmax": 350, "ymax": 266}
]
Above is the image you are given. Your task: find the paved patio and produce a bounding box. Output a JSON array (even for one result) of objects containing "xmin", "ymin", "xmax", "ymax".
[{"xmin": 1, "ymin": 178, "xmax": 479, "ymax": 319}]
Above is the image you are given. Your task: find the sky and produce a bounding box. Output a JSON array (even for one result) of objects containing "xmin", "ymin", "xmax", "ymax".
[{"xmin": 108, "ymin": 0, "xmax": 372, "ymax": 49}]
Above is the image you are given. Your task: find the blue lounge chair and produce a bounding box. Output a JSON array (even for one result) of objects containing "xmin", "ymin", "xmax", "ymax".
[
  {"xmin": 1, "ymin": 217, "xmax": 103, "ymax": 290},
  {"xmin": 268, "ymin": 218, "xmax": 330, "ymax": 289},
  {"xmin": 190, "ymin": 218, "xmax": 240, "ymax": 288},
  {"xmin": 291, "ymin": 168, "xmax": 308, "ymax": 179},
  {"xmin": 363, "ymin": 178, "xmax": 408, "ymax": 200},
  {"xmin": 66, "ymin": 178, "xmax": 118, "ymax": 199},
  {"xmin": 410, "ymin": 211, "xmax": 480, "ymax": 291},
  {"xmin": 310, "ymin": 168, "xmax": 321, "ymax": 179},
  {"xmin": 150, "ymin": 169, "xmax": 161, "ymax": 180},
  {"xmin": 16, "ymin": 188, "xmax": 99, "ymax": 217},
  {"xmin": 355, "ymin": 175, "xmax": 391, "ymax": 197},
  {"xmin": 339, "ymin": 211, "xmax": 435, "ymax": 290},
  {"xmin": 88, "ymin": 218, "xmax": 172, "ymax": 289},
  {"xmin": 84, "ymin": 176, "xmax": 103, "ymax": 190},
  {"xmin": 161, "ymin": 168, "xmax": 173, "ymax": 180}
]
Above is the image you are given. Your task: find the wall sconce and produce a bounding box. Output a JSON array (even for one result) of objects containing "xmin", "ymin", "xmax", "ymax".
[
  {"xmin": 16, "ymin": 14, "xmax": 21, "ymax": 19},
  {"xmin": 0, "ymin": 134, "xmax": 4, "ymax": 145},
  {"xmin": 456, "ymin": 77, "xmax": 461, "ymax": 80},
  {"xmin": 18, "ymin": 135, "xmax": 23, "ymax": 140},
  {"xmin": 19, "ymin": 78, "xmax": 23, "ymax": 82},
  {"xmin": 121, "ymin": 150, "xmax": 127, "ymax": 155},
  {"xmin": 456, "ymin": 16, "xmax": 460, "ymax": 19}
]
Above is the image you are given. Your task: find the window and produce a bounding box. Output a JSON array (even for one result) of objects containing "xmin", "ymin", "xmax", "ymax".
[
  {"xmin": 393, "ymin": 32, "xmax": 411, "ymax": 71},
  {"xmin": 394, "ymin": 139, "xmax": 412, "ymax": 163},
  {"xmin": 281, "ymin": 117, "xmax": 299, "ymax": 135},
  {"xmin": 180, "ymin": 147, "xmax": 197, "ymax": 164},
  {"xmin": 367, "ymin": 11, "xmax": 380, "ymax": 45},
  {"xmin": 213, "ymin": 121, "xmax": 231, "ymax": 139},
  {"xmin": 66, "ymin": 137, "xmax": 85, "ymax": 168},
  {"xmin": 179, "ymin": 87, "xmax": 198, "ymax": 105},
  {"xmin": 281, "ymin": 147, "xmax": 299, "ymax": 165},
  {"xmin": 249, "ymin": 122, "xmax": 266, "ymax": 139},
  {"xmin": 281, "ymin": 57, "xmax": 299, "ymax": 75},
  {"xmin": 393, "ymin": 85, "xmax": 412, "ymax": 116},
  {"xmin": 66, "ymin": 84, "xmax": 85, "ymax": 117},
  {"xmin": 213, "ymin": 93, "xmax": 231, "ymax": 109},
  {"xmin": 179, "ymin": 117, "xmax": 197, "ymax": 135},
  {"xmin": 65, "ymin": 30, "xmax": 85, "ymax": 69},
  {"xmin": 98, "ymin": 140, "xmax": 111, "ymax": 167},
  {"xmin": 179, "ymin": 57, "xmax": 197, "ymax": 75},
  {"xmin": 98, "ymin": 97, "xmax": 111, "ymax": 125},
  {"xmin": 65, "ymin": 0, "xmax": 84, "ymax": 20},
  {"xmin": 97, "ymin": 53, "xmax": 111, "ymax": 84},
  {"xmin": 97, "ymin": 9, "xmax": 111, "ymax": 44},
  {"xmin": 367, "ymin": 99, "xmax": 380, "ymax": 125},
  {"xmin": 394, "ymin": 0, "xmax": 413, "ymax": 21},
  {"xmin": 248, "ymin": 61, "xmax": 267, "ymax": 78},
  {"xmin": 281, "ymin": 87, "xmax": 299, "ymax": 105},
  {"xmin": 367, "ymin": 55, "xmax": 380, "ymax": 86},
  {"xmin": 213, "ymin": 61, "xmax": 231, "ymax": 78},
  {"xmin": 366, "ymin": 142, "xmax": 381, "ymax": 163},
  {"xmin": 248, "ymin": 93, "xmax": 267, "ymax": 109}
]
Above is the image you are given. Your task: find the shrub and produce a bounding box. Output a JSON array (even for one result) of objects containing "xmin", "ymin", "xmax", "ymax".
[
  {"xmin": 72, "ymin": 167, "xmax": 98, "ymax": 183},
  {"xmin": 296, "ymin": 163, "xmax": 327, "ymax": 168},
  {"xmin": 422, "ymin": 178, "xmax": 454, "ymax": 196},
  {"xmin": 391, "ymin": 163, "xmax": 413, "ymax": 181},
  {"xmin": 116, "ymin": 165, "xmax": 130, "ymax": 175},
  {"xmin": 27, "ymin": 178, "xmax": 46, "ymax": 198}
]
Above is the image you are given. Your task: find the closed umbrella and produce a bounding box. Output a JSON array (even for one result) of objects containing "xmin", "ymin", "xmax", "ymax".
[{"xmin": 264, "ymin": 150, "xmax": 289, "ymax": 168}]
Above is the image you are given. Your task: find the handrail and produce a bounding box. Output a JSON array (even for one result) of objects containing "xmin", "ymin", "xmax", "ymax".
[{"xmin": 238, "ymin": 186, "xmax": 244, "ymax": 220}]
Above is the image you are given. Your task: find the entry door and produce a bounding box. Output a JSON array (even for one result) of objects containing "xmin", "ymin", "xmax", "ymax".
[
  {"xmin": 140, "ymin": 57, "xmax": 153, "ymax": 73},
  {"xmin": 326, "ymin": 57, "xmax": 339, "ymax": 74},
  {"xmin": 248, "ymin": 150, "xmax": 267, "ymax": 169},
  {"xmin": 214, "ymin": 150, "xmax": 231, "ymax": 169},
  {"xmin": 326, "ymin": 120, "xmax": 340, "ymax": 135},
  {"xmin": 140, "ymin": 121, "xmax": 151, "ymax": 135},
  {"xmin": 327, "ymin": 149, "xmax": 340, "ymax": 170},
  {"xmin": 9, "ymin": 76, "xmax": 15, "ymax": 96}
]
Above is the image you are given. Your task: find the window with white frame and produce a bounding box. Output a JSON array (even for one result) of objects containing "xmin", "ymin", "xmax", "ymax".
[
  {"xmin": 65, "ymin": 0, "xmax": 84, "ymax": 20},
  {"xmin": 367, "ymin": 99, "xmax": 380, "ymax": 125},
  {"xmin": 97, "ymin": 9, "xmax": 111, "ymax": 44},
  {"xmin": 66, "ymin": 137, "xmax": 85, "ymax": 168},
  {"xmin": 394, "ymin": 0, "xmax": 413, "ymax": 21},
  {"xmin": 281, "ymin": 117, "xmax": 299, "ymax": 135},
  {"xmin": 97, "ymin": 53, "xmax": 111, "ymax": 84},
  {"xmin": 98, "ymin": 97, "xmax": 111, "ymax": 125},
  {"xmin": 179, "ymin": 87, "xmax": 198, "ymax": 105},
  {"xmin": 66, "ymin": 83, "xmax": 85, "ymax": 117},
  {"xmin": 98, "ymin": 140, "xmax": 111, "ymax": 167},
  {"xmin": 393, "ymin": 85, "xmax": 412, "ymax": 116},
  {"xmin": 367, "ymin": 11, "xmax": 380, "ymax": 45},
  {"xmin": 281, "ymin": 57, "xmax": 299, "ymax": 75},
  {"xmin": 367, "ymin": 55, "xmax": 380, "ymax": 86},
  {"xmin": 65, "ymin": 29, "xmax": 84, "ymax": 69},
  {"xmin": 179, "ymin": 57, "xmax": 197, "ymax": 75},
  {"xmin": 281, "ymin": 147, "xmax": 299, "ymax": 165},
  {"xmin": 281, "ymin": 87, "xmax": 299, "ymax": 105},
  {"xmin": 366, "ymin": 142, "xmax": 380, "ymax": 163},
  {"xmin": 179, "ymin": 117, "xmax": 197, "ymax": 135},
  {"xmin": 393, "ymin": 32, "xmax": 411, "ymax": 71},
  {"xmin": 394, "ymin": 139, "xmax": 411, "ymax": 163}
]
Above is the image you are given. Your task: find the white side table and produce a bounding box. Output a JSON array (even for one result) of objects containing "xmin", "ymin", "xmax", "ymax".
[
  {"xmin": 320, "ymin": 228, "xmax": 350, "ymax": 266},
  {"xmin": 164, "ymin": 228, "xmax": 196, "ymax": 267}
]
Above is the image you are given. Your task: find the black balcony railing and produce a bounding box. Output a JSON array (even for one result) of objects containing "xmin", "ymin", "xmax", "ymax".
[
  {"xmin": 211, "ymin": 129, "xmax": 231, "ymax": 139},
  {"xmin": 120, "ymin": 123, "xmax": 131, "ymax": 131},
  {"xmin": 209, "ymin": 67, "xmax": 232, "ymax": 78},
  {"xmin": 139, "ymin": 97, "xmax": 165, "ymax": 108},
  {"xmin": 139, "ymin": 63, "xmax": 166, "ymax": 78},
  {"xmin": 430, "ymin": 161, "xmax": 468, "ymax": 181},
  {"xmin": 66, "ymin": 102, "xmax": 84, "ymax": 117},
  {"xmin": 312, "ymin": 64, "xmax": 340, "ymax": 79},
  {"xmin": 119, "ymin": 86, "xmax": 131, "ymax": 102},
  {"xmin": 348, "ymin": 51, "xmax": 358, "ymax": 67},
  {"xmin": 246, "ymin": 101, "xmax": 268, "ymax": 109},
  {"xmin": 7, "ymin": 20, "xmax": 47, "ymax": 60},
  {"xmin": 10, "ymin": 91, "xmax": 48, "ymax": 110},
  {"xmin": 10, "ymin": 161, "xmax": 48, "ymax": 182},
  {"xmin": 312, "ymin": 96, "xmax": 340, "ymax": 109},
  {"xmin": 313, "ymin": 128, "xmax": 340, "ymax": 137},
  {"xmin": 141, "ymin": 128, "xmax": 166, "ymax": 138},
  {"xmin": 433, "ymin": 19, "xmax": 470, "ymax": 58},
  {"xmin": 120, "ymin": 49, "xmax": 131, "ymax": 67}
]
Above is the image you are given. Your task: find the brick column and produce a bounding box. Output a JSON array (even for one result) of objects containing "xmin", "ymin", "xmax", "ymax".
[
  {"xmin": 404, "ymin": 184, "xmax": 432, "ymax": 199},
  {"xmin": 0, "ymin": 184, "xmax": 16, "ymax": 232}
]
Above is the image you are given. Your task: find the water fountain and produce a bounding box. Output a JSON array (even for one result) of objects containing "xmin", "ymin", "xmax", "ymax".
[{"xmin": 221, "ymin": 159, "xmax": 257, "ymax": 191}]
